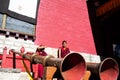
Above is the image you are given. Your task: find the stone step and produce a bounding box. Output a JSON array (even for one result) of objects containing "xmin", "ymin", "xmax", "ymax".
[{"xmin": 0, "ymin": 68, "xmax": 30, "ymax": 80}]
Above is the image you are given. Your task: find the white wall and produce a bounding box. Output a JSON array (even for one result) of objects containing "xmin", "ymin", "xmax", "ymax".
[{"xmin": 0, "ymin": 35, "xmax": 101, "ymax": 63}]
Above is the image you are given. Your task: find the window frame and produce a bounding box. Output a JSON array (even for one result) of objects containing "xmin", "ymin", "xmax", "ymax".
[{"xmin": 0, "ymin": 14, "xmax": 36, "ymax": 41}]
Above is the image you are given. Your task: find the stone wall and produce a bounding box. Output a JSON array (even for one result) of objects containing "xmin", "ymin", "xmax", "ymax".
[{"xmin": 0, "ymin": 35, "xmax": 101, "ymax": 63}]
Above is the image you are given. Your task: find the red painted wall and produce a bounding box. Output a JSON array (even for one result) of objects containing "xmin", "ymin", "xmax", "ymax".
[{"xmin": 35, "ymin": 0, "xmax": 96, "ymax": 54}]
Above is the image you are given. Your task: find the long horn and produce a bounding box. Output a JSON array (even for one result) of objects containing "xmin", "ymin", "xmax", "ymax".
[
  {"xmin": 10, "ymin": 49, "xmax": 86, "ymax": 80},
  {"xmin": 87, "ymin": 58, "xmax": 119, "ymax": 80},
  {"xmin": 61, "ymin": 53, "xmax": 86, "ymax": 80}
]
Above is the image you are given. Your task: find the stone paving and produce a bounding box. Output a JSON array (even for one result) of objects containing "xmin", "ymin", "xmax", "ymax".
[{"xmin": 0, "ymin": 68, "xmax": 29, "ymax": 80}]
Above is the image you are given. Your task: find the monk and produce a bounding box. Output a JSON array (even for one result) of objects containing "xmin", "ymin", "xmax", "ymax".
[
  {"xmin": 36, "ymin": 45, "xmax": 47, "ymax": 80},
  {"xmin": 58, "ymin": 40, "xmax": 70, "ymax": 58}
]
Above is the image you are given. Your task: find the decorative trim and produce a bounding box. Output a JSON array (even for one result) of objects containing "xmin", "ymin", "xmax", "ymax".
[{"xmin": 96, "ymin": 0, "xmax": 120, "ymax": 16}]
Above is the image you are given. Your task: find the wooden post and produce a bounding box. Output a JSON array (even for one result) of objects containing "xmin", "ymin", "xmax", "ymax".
[
  {"xmin": 13, "ymin": 52, "xmax": 16, "ymax": 69},
  {"xmin": 1, "ymin": 47, "xmax": 7, "ymax": 68},
  {"xmin": 43, "ymin": 66, "xmax": 57, "ymax": 80},
  {"xmin": 1, "ymin": 14, "xmax": 7, "ymax": 29}
]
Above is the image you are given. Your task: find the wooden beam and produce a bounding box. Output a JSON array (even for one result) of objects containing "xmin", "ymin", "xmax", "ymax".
[{"xmin": 96, "ymin": 0, "xmax": 120, "ymax": 16}]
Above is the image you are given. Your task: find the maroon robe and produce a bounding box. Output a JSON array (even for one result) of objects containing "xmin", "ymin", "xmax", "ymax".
[
  {"xmin": 36, "ymin": 51, "xmax": 47, "ymax": 78},
  {"xmin": 37, "ymin": 51, "xmax": 47, "ymax": 56},
  {"xmin": 60, "ymin": 47, "xmax": 70, "ymax": 58}
]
